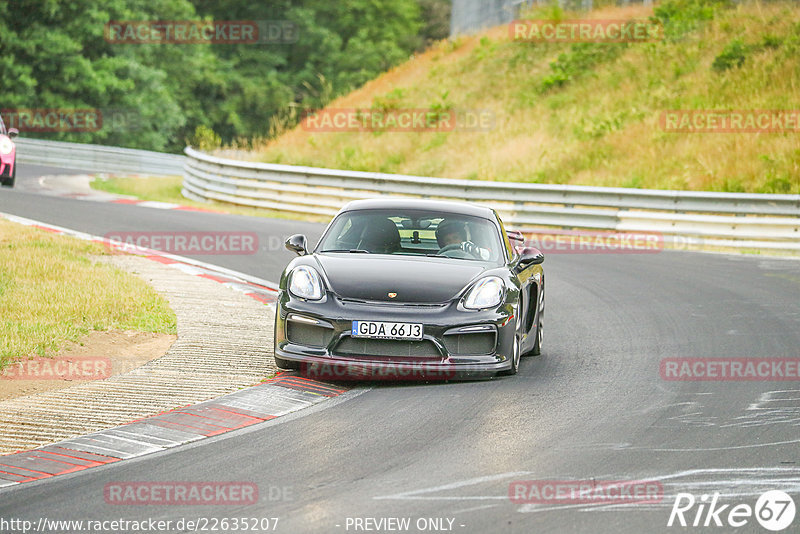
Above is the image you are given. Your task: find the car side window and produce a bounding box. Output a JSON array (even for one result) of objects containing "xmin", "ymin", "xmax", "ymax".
[
  {"xmin": 465, "ymin": 221, "xmax": 500, "ymax": 262},
  {"xmin": 496, "ymin": 216, "xmax": 516, "ymax": 262}
]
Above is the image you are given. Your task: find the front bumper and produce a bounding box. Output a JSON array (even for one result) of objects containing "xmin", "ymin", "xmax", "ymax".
[{"xmin": 274, "ymin": 291, "xmax": 516, "ymax": 380}]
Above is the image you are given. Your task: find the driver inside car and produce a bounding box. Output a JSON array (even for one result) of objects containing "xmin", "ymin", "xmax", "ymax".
[{"xmin": 435, "ymin": 220, "xmax": 490, "ymax": 260}]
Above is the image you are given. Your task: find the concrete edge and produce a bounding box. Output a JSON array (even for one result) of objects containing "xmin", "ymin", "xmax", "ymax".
[{"xmin": 0, "ymin": 375, "xmax": 347, "ymax": 489}]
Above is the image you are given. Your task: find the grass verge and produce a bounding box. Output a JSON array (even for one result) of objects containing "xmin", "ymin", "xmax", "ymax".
[
  {"xmin": 0, "ymin": 218, "xmax": 177, "ymax": 370},
  {"xmin": 91, "ymin": 175, "xmax": 329, "ymax": 223}
]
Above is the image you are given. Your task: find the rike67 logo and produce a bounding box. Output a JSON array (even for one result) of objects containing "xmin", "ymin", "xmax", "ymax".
[{"xmin": 668, "ymin": 490, "xmax": 796, "ymax": 531}]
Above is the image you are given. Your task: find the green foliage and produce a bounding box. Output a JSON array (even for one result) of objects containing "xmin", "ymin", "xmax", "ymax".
[
  {"xmin": 712, "ymin": 38, "xmax": 748, "ymax": 71},
  {"xmin": 473, "ymin": 36, "xmax": 496, "ymax": 60},
  {"xmin": 0, "ymin": 0, "xmax": 427, "ymax": 152},
  {"xmin": 0, "ymin": 0, "xmax": 192, "ymax": 151},
  {"xmin": 712, "ymin": 32, "xmax": 788, "ymax": 73},
  {"xmin": 429, "ymin": 90, "xmax": 451, "ymax": 112},
  {"xmin": 757, "ymin": 153, "xmax": 797, "ymax": 194},
  {"xmin": 573, "ymin": 107, "xmax": 646, "ymax": 140},
  {"xmin": 519, "ymin": 1, "xmax": 565, "ymax": 22},
  {"xmin": 760, "ymin": 34, "xmax": 782, "ymax": 49},
  {"xmin": 188, "ymin": 125, "xmax": 221, "ymax": 150},
  {"xmin": 416, "ymin": 0, "xmax": 452, "ymax": 50},
  {"xmin": 652, "ymin": 0, "xmax": 731, "ymax": 40},
  {"xmin": 541, "ymin": 43, "xmax": 625, "ymax": 92},
  {"xmin": 372, "ymin": 88, "xmax": 407, "ymax": 112}
]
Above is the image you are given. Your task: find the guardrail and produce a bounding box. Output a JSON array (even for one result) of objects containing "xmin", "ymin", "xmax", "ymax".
[
  {"xmin": 15, "ymin": 138, "xmax": 184, "ymax": 176},
  {"xmin": 183, "ymin": 147, "xmax": 800, "ymax": 252}
]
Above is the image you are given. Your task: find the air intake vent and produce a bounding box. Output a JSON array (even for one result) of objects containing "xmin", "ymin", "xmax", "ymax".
[
  {"xmin": 443, "ymin": 332, "xmax": 496, "ymax": 355},
  {"xmin": 335, "ymin": 337, "xmax": 441, "ymax": 358},
  {"xmin": 287, "ymin": 322, "xmax": 333, "ymax": 348}
]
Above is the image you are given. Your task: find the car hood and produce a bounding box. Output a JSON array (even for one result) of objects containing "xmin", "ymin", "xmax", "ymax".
[{"xmin": 314, "ymin": 254, "xmax": 489, "ymax": 303}]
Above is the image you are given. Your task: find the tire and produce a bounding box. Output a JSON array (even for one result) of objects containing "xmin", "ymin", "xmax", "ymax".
[
  {"xmin": 501, "ymin": 334, "xmax": 520, "ymax": 376},
  {"xmin": 1, "ymin": 164, "xmax": 15, "ymax": 188},
  {"xmin": 530, "ymin": 317, "xmax": 542, "ymax": 356},
  {"xmin": 274, "ymin": 355, "xmax": 300, "ymax": 371},
  {"xmin": 530, "ymin": 283, "xmax": 544, "ymax": 356}
]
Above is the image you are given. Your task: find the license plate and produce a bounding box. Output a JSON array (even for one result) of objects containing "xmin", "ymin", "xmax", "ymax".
[{"xmin": 351, "ymin": 321, "xmax": 423, "ymax": 340}]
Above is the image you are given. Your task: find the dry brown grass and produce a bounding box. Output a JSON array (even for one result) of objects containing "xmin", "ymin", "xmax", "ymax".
[{"xmin": 245, "ymin": 0, "xmax": 799, "ymax": 193}]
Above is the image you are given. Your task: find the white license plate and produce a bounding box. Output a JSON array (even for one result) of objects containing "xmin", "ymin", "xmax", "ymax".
[{"xmin": 351, "ymin": 321, "xmax": 423, "ymax": 340}]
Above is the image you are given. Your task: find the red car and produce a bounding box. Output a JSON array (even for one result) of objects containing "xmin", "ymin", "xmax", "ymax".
[{"xmin": 0, "ymin": 113, "xmax": 18, "ymax": 187}]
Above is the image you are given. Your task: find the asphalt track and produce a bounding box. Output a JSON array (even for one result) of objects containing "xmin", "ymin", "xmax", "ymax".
[{"xmin": 1, "ymin": 165, "xmax": 799, "ymax": 533}]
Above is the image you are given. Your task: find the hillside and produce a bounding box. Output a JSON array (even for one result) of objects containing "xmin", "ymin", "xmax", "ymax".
[{"xmin": 247, "ymin": 0, "xmax": 799, "ymax": 193}]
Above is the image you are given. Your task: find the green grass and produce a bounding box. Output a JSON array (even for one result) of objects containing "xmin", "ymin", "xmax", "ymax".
[
  {"xmin": 0, "ymin": 219, "xmax": 177, "ymax": 370},
  {"xmin": 90, "ymin": 175, "xmax": 330, "ymax": 223},
  {"xmin": 91, "ymin": 175, "xmax": 187, "ymax": 204}
]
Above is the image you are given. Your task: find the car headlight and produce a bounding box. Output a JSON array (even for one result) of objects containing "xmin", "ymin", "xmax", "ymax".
[
  {"xmin": 0, "ymin": 137, "xmax": 13, "ymax": 155},
  {"xmin": 463, "ymin": 276, "xmax": 504, "ymax": 310},
  {"xmin": 288, "ymin": 265, "xmax": 324, "ymax": 300}
]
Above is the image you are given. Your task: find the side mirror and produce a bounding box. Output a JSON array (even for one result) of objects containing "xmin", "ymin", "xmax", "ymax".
[
  {"xmin": 285, "ymin": 234, "xmax": 308, "ymax": 256},
  {"xmin": 8, "ymin": 128, "xmax": 18, "ymax": 139},
  {"xmin": 516, "ymin": 247, "xmax": 544, "ymax": 269}
]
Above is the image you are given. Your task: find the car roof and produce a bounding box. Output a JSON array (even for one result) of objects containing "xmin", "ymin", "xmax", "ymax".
[{"xmin": 340, "ymin": 198, "xmax": 496, "ymax": 220}]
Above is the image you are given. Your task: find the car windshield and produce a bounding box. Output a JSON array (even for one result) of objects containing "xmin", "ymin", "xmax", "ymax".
[{"xmin": 317, "ymin": 209, "xmax": 505, "ymax": 265}]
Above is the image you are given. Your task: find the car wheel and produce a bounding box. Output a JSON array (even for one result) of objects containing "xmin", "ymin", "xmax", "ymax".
[
  {"xmin": 1, "ymin": 164, "xmax": 15, "ymax": 188},
  {"xmin": 274, "ymin": 356, "xmax": 300, "ymax": 371},
  {"xmin": 530, "ymin": 285, "xmax": 544, "ymax": 356},
  {"xmin": 501, "ymin": 334, "xmax": 520, "ymax": 376},
  {"xmin": 530, "ymin": 318, "xmax": 542, "ymax": 356}
]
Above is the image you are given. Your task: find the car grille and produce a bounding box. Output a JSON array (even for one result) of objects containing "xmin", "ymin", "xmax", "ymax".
[
  {"xmin": 334, "ymin": 337, "xmax": 442, "ymax": 358},
  {"xmin": 442, "ymin": 332, "xmax": 496, "ymax": 355},
  {"xmin": 286, "ymin": 322, "xmax": 333, "ymax": 348},
  {"xmin": 336, "ymin": 297, "xmax": 448, "ymax": 309}
]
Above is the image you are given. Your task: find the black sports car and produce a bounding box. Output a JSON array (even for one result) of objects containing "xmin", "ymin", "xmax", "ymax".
[{"xmin": 274, "ymin": 199, "xmax": 545, "ymax": 380}]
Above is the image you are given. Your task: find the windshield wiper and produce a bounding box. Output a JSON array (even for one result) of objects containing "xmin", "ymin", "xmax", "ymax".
[{"xmin": 321, "ymin": 249, "xmax": 371, "ymax": 253}]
